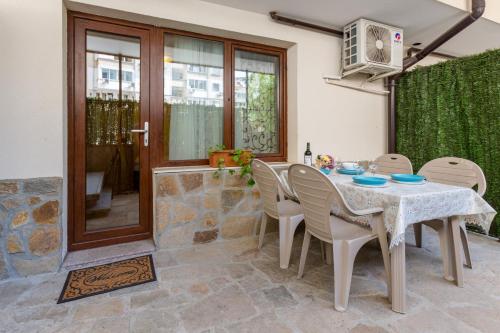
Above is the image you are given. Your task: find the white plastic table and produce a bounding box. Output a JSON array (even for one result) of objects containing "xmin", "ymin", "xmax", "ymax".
[{"xmin": 328, "ymin": 172, "xmax": 496, "ymax": 313}]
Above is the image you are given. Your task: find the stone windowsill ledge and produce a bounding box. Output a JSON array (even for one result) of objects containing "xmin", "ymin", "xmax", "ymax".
[{"xmin": 153, "ymin": 162, "xmax": 291, "ymax": 174}]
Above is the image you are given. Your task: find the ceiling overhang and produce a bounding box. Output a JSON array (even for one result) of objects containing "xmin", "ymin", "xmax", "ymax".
[{"xmin": 202, "ymin": 0, "xmax": 500, "ymax": 56}]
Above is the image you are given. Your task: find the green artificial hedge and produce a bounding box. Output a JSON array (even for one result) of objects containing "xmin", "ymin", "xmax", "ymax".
[{"xmin": 396, "ymin": 48, "xmax": 500, "ymax": 236}]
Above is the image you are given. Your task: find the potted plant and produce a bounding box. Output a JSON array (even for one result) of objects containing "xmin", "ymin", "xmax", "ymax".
[{"xmin": 208, "ymin": 145, "xmax": 255, "ymax": 186}]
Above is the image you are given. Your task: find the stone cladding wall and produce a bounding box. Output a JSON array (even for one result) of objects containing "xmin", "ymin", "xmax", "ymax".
[{"xmin": 0, "ymin": 178, "xmax": 63, "ymax": 280}]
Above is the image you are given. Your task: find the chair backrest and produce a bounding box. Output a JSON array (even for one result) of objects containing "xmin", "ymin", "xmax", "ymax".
[
  {"xmin": 279, "ymin": 171, "xmax": 298, "ymax": 200},
  {"xmin": 417, "ymin": 157, "xmax": 487, "ymax": 196},
  {"xmin": 374, "ymin": 153, "xmax": 413, "ymax": 175},
  {"xmin": 252, "ymin": 159, "xmax": 285, "ymax": 219},
  {"xmin": 288, "ymin": 164, "xmax": 355, "ymax": 241}
]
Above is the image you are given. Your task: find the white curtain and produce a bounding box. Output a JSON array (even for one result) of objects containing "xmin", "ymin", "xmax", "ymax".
[
  {"xmin": 168, "ymin": 103, "xmax": 223, "ymax": 160},
  {"xmin": 164, "ymin": 34, "xmax": 224, "ymax": 160},
  {"xmin": 235, "ymin": 50, "xmax": 278, "ymax": 74},
  {"xmin": 165, "ymin": 34, "xmax": 223, "ymax": 67}
]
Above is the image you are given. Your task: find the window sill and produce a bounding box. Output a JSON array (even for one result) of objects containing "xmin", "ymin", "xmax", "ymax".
[{"xmin": 152, "ymin": 162, "xmax": 290, "ymax": 174}]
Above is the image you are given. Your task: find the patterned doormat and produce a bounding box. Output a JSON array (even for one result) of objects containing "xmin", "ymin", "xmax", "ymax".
[{"xmin": 58, "ymin": 254, "xmax": 156, "ymax": 303}]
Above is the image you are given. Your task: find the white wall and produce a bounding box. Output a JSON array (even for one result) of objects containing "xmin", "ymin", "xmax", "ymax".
[
  {"xmin": 0, "ymin": 0, "xmax": 389, "ymax": 183},
  {"xmin": 1, "ymin": 0, "xmax": 497, "ymax": 180},
  {"xmin": 67, "ymin": 0, "xmax": 389, "ymax": 164},
  {"xmin": 0, "ymin": 0, "xmax": 65, "ymax": 179}
]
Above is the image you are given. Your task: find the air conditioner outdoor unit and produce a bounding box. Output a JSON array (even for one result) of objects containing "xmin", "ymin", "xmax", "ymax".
[{"xmin": 342, "ymin": 19, "xmax": 403, "ymax": 81}]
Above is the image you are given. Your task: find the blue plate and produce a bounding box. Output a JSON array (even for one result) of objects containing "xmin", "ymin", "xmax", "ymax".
[
  {"xmin": 352, "ymin": 176, "xmax": 387, "ymax": 186},
  {"xmin": 337, "ymin": 167, "xmax": 364, "ymax": 175},
  {"xmin": 390, "ymin": 174, "xmax": 425, "ymax": 182}
]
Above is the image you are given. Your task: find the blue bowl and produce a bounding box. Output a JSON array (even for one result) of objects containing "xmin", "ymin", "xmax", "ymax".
[
  {"xmin": 353, "ymin": 176, "xmax": 387, "ymax": 186},
  {"xmin": 390, "ymin": 174, "xmax": 425, "ymax": 182},
  {"xmin": 337, "ymin": 167, "xmax": 364, "ymax": 175}
]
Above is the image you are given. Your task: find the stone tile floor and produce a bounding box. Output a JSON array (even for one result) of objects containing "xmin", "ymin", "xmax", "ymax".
[{"xmin": 1, "ymin": 226, "xmax": 500, "ymax": 333}]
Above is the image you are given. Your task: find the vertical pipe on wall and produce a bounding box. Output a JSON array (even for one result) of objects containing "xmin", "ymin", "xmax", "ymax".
[{"xmin": 387, "ymin": 78, "xmax": 397, "ymax": 153}]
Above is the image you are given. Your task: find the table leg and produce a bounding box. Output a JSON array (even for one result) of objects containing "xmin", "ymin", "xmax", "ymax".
[
  {"xmin": 439, "ymin": 219, "xmax": 455, "ymax": 281},
  {"xmin": 424, "ymin": 219, "xmax": 455, "ymax": 282},
  {"xmin": 450, "ymin": 216, "xmax": 464, "ymax": 287},
  {"xmin": 391, "ymin": 241, "xmax": 406, "ymax": 313}
]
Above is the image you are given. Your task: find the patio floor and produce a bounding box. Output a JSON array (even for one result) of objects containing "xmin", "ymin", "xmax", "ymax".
[{"xmin": 1, "ymin": 226, "xmax": 499, "ymax": 333}]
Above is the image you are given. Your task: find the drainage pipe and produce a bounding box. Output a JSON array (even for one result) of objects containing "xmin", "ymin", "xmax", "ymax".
[
  {"xmin": 406, "ymin": 47, "xmax": 456, "ymax": 60},
  {"xmin": 387, "ymin": 0, "xmax": 485, "ymax": 153},
  {"xmin": 269, "ymin": 11, "xmax": 343, "ymax": 37},
  {"xmin": 401, "ymin": 0, "xmax": 485, "ymax": 73}
]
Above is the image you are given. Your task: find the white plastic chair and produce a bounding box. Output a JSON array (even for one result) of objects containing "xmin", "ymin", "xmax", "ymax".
[
  {"xmin": 416, "ymin": 157, "xmax": 487, "ymax": 269},
  {"xmin": 281, "ymin": 169, "xmax": 333, "ymax": 264},
  {"xmin": 373, "ymin": 153, "xmax": 413, "ymax": 176},
  {"xmin": 288, "ymin": 164, "xmax": 391, "ymax": 311},
  {"xmin": 279, "ymin": 170, "xmax": 299, "ymax": 202},
  {"xmin": 252, "ymin": 160, "xmax": 304, "ymax": 269}
]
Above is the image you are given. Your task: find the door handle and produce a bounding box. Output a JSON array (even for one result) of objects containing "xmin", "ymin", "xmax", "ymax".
[{"xmin": 130, "ymin": 121, "xmax": 149, "ymax": 147}]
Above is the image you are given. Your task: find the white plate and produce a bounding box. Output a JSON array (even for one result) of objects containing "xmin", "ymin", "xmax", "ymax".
[
  {"xmin": 391, "ymin": 179, "xmax": 427, "ymax": 185},
  {"xmin": 352, "ymin": 181, "xmax": 389, "ymax": 188}
]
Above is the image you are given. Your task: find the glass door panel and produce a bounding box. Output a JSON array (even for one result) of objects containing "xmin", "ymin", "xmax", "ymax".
[{"xmin": 85, "ymin": 31, "xmax": 142, "ymax": 232}]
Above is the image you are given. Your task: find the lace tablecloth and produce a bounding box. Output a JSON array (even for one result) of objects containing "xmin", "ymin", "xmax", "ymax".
[{"xmin": 328, "ymin": 173, "xmax": 497, "ymax": 248}]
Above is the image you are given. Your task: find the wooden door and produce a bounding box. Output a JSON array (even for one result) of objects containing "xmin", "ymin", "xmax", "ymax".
[{"xmin": 68, "ymin": 15, "xmax": 152, "ymax": 250}]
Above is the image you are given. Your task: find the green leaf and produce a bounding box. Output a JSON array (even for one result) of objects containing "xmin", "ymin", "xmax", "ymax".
[
  {"xmin": 247, "ymin": 178, "xmax": 255, "ymax": 187},
  {"xmin": 396, "ymin": 49, "xmax": 500, "ymax": 237},
  {"xmin": 207, "ymin": 144, "xmax": 226, "ymax": 156}
]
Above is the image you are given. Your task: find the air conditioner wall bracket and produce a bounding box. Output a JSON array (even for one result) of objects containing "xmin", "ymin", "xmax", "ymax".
[{"xmin": 323, "ymin": 76, "xmax": 389, "ymax": 95}]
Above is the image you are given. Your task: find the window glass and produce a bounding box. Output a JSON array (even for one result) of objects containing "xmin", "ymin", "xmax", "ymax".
[
  {"xmin": 188, "ymin": 79, "xmax": 207, "ymax": 90},
  {"xmin": 122, "ymin": 71, "xmax": 133, "ymax": 82},
  {"xmin": 85, "ymin": 31, "xmax": 141, "ymax": 231},
  {"xmin": 172, "ymin": 86, "xmax": 183, "ymax": 97},
  {"xmin": 101, "ymin": 68, "xmax": 118, "ymax": 80},
  {"xmin": 234, "ymin": 49, "xmax": 279, "ymax": 153},
  {"xmin": 163, "ymin": 34, "xmax": 224, "ymax": 160},
  {"xmin": 172, "ymin": 68, "xmax": 183, "ymax": 80}
]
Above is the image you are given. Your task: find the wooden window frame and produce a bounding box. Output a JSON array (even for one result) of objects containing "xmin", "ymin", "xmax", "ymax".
[
  {"xmin": 69, "ymin": 12, "xmax": 287, "ymax": 170},
  {"xmin": 231, "ymin": 43, "xmax": 287, "ymax": 162},
  {"xmin": 151, "ymin": 28, "xmax": 287, "ymax": 167}
]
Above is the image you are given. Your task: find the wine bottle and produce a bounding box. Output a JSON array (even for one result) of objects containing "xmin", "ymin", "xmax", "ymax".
[{"xmin": 304, "ymin": 142, "xmax": 312, "ymax": 166}]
